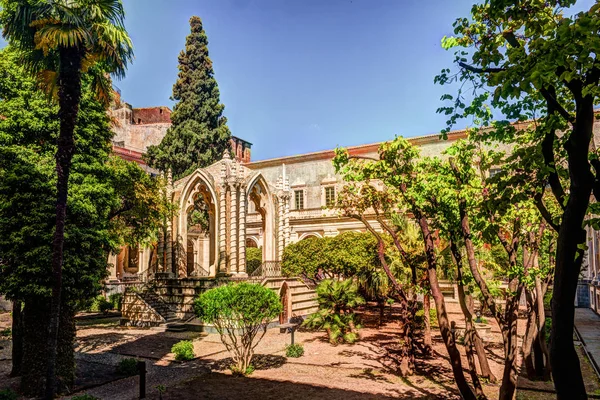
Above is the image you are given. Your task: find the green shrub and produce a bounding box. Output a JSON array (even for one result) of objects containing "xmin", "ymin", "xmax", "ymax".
[
  {"xmin": 109, "ymin": 293, "xmax": 123, "ymax": 311},
  {"xmin": 116, "ymin": 358, "xmax": 139, "ymax": 376},
  {"xmin": 246, "ymin": 247, "xmax": 262, "ymax": 275},
  {"xmin": 303, "ymin": 279, "xmax": 364, "ymax": 344},
  {"xmin": 0, "ymin": 389, "xmax": 17, "ymax": 400},
  {"xmin": 72, "ymin": 395, "xmax": 100, "ymax": 400},
  {"xmin": 171, "ymin": 340, "xmax": 195, "ymax": 361},
  {"xmin": 85, "ymin": 294, "xmax": 113, "ymax": 313},
  {"xmin": 0, "ymin": 327, "xmax": 11, "ymax": 337},
  {"xmin": 285, "ymin": 343, "xmax": 304, "ymax": 358},
  {"xmin": 429, "ymin": 307, "xmax": 438, "ymax": 328},
  {"xmin": 195, "ymin": 282, "xmax": 282, "ymax": 373}
]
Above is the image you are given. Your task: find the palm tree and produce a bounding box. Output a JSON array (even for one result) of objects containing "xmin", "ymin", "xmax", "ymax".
[{"xmin": 0, "ymin": 1, "xmax": 133, "ymax": 397}]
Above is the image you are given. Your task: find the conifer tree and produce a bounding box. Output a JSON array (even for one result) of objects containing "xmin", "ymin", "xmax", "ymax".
[{"xmin": 146, "ymin": 16, "xmax": 232, "ymax": 180}]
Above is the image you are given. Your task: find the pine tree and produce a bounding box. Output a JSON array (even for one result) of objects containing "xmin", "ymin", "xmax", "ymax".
[{"xmin": 146, "ymin": 16, "xmax": 231, "ymax": 180}]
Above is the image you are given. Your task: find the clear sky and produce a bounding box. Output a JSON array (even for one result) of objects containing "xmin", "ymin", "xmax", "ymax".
[{"xmin": 0, "ymin": 1, "xmax": 594, "ymax": 161}]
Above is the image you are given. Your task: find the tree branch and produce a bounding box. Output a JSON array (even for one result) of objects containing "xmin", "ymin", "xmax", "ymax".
[{"xmin": 533, "ymin": 191, "xmax": 560, "ymax": 232}]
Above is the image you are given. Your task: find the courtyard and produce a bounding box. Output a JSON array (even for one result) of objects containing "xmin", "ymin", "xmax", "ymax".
[{"xmin": 4, "ymin": 302, "xmax": 592, "ymax": 400}]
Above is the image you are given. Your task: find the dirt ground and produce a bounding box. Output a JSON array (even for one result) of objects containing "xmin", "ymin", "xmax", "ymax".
[
  {"xmin": 1, "ymin": 302, "xmax": 599, "ymax": 399},
  {"xmin": 69, "ymin": 302, "xmax": 506, "ymax": 400}
]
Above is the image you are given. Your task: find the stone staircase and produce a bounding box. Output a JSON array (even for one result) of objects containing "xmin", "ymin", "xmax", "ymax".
[{"xmin": 133, "ymin": 288, "xmax": 187, "ymax": 332}]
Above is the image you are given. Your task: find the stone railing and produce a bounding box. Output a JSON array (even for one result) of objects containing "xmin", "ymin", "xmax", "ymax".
[
  {"xmin": 289, "ymin": 207, "xmax": 339, "ymax": 220},
  {"xmin": 249, "ymin": 261, "xmax": 282, "ymax": 279}
]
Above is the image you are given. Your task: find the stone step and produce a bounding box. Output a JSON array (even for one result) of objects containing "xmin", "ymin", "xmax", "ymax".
[{"xmin": 166, "ymin": 322, "xmax": 187, "ymax": 332}]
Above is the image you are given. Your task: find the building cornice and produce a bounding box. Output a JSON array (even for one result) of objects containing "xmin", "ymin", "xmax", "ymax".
[{"xmin": 244, "ymin": 129, "xmax": 469, "ymax": 169}]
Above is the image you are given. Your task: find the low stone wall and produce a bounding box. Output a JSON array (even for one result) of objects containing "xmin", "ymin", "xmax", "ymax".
[{"xmin": 121, "ymin": 291, "xmax": 165, "ymax": 327}]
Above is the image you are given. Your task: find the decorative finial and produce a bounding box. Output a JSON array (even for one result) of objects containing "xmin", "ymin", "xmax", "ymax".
[{"xmin": 222, "ymin": 149, "xmax": 231, "ymax": 160}]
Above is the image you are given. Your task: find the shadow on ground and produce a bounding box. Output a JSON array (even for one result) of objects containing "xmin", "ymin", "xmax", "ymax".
[{"xmin": 144, "ymin": 371, "xmax": 451, "ymax": 400}]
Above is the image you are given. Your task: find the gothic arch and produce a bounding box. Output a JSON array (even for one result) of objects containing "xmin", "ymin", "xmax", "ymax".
[
  {"xmin": 177, "ymin": 169, "xmax": 219, "ymax": 276},
  {"xmin": 246, "ymin": 172, "xmax": 277, "ymax": 261}
]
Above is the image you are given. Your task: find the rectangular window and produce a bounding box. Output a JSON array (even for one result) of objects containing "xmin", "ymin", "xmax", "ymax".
[
  {"xmin": 294, "ymin": 190, "xmax": 304, "ymax": 210},
  {"xmin": 325, "ymin": 186, "xmax": 336, "ymax": 207}
]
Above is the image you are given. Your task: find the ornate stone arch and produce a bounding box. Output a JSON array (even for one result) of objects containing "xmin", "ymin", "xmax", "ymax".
[
  {"xmin": 246, "ymin": 172, "xmax": 277, "ymax": 261},
  {"xmin": 177, "ymin": 169, "xmax": 219, "ymax": 276}
]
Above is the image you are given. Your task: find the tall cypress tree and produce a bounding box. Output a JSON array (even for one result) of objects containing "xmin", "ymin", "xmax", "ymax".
[{"xmin": 146, "ymin": 16, "xmax": 231, "ymax": 180}]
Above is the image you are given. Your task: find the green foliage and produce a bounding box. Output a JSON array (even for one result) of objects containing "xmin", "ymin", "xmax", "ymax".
[
  {"xmin": 0, "ymin": 328, "xmax": 11, "ymax": 337},
  {"xmin": 282, "ymin": 232, "xmax": 386, "ymax": 284},
  {"xmin": 194, "ymin": 282, "xmax": 281, "ymax": 371},
  {"xmin": 116, "ymin": 358, "xmax": 139, "ymax": 376},
  {"xmin": 0, "ymin": 47, "xmax": 166, "ymax": 306},
  {"xmin": 109, "ymin": 293, "xmax": 123, "ymax": 312},
  {"xmin": 0, "ymin": 0, "xmax": 133, "ymax": 105},
  {"xmin": 0, "ymin": 389, "xmax": 17, "ymax": 400},
  {"xmin": 285, "ymin": 343, "xmax": 305, "ymax": 358},
  {"xmin": 303, "ymin": 279, "xmax": 364, "ymax": 344},
  {"xmin": 231, "ymin": 364, "xmax": 255, "ymax": 376},
  {"xmin": 246, "ymin": 247, "xmax": 262, "ymax": 275},
  {"xmin": 146, "ymin": 16, "xmax": 231, "ymax": 179},
  {"xmin": 171, "ymin": 340, "xmax": 195, "ymax": 361}
]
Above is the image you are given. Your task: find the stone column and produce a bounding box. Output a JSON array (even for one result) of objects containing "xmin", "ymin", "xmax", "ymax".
[
  {"xmin": 219, "ymin": 183, "xmax": 227, "ymax": 274},
  {"xmin": 278, "ymin": 195, "xmax": 284, "ymax": 260},
  {"xmin": 202, "ymin": 235, "xmax": 210, "ymax": 274},
  {"xmin": 239, "ymin": 184, "xmax": 247, "ymax": 275},
  {"xmin": 108, "ymin": 253, "xmax": 118, "ymax": 281},
  {"xmin": 230, "ymin": 181, "xmax": 238, "ymax": 273},
  {"xmin": 284, "ymin": 195, "xmax": 290, "ymax": 247},
  {"xmin": 166, "ymin": 170, "xmax": 174, "ymax": 276}
]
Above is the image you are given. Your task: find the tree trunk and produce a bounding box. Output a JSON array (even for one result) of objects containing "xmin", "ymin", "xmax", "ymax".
[
  {"xmin": 457, "ymin": 279, "xmax": 486, "ymax": 398},
  {"xmin": 21, "ymin": 299, "xmax": 50, "ymax": 396},
  {"xmin": 534, "ymin": 277, "xmax": 551, "ymax": 380},
  {"xmin": 551, "ymin": 100, "xmax": 594, "ymax": 400},
  {"xmin": 416, "ymin": 214, "xmax": 477, "ymax": 400},
  {"xmin": 10, "ymin": 300, "xmax": 23, "ymax": 377},
  {"xmin": 450, "ymin": 238, "xmax": 496, "ymax": 383},
  {"xmin": 499, "ymin": 282, "xmax": 522, "ymax": 400},
  {"xmin": 523, "ymin": 288, "xmax": 539, "ymax": 379},
  {"xmin": 423, "ymin": 293, "xmax": 432, "ymax": 353},
  {"xmin": 378, "ymin": 299, "xmax": 385, "ymax": 328},
  {"xmin": 45, "ymin": 46, "xmax": 83, "ymax": 400}
]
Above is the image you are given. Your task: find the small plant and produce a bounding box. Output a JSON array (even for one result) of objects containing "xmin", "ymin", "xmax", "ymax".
[
  {"xmin": 0, "ymin": 389, "xmax": 17, "ymax": 400},
  {"xmin": 171, "ymin": 340, "xmax": 195, "ymax": 361},
  {"xmin": 285, "ymin": 343, "xmax": 304, "ymax": 358},
  {"xmin": 303, "ymin": 279, "xmax": 364, "ymax": 344},
  {"xmin": 109, "ymin": 293, "xmax": 123, "ymax": 311},
  {"xmin": 155, "ymin": 384, "xmax": 166, "ymax": 400},
  {"xmin": 72, "ymin": 395, "xmax": 100, "ymax": 400},
  {"xmin": 231, "ymin": 364, "xmax": 255, "ymax": 376},
  {"xmin": 0, "ymin": 327, "xmax": 11, "ymax": 337},
  {"xmin": 116, "ymin": 357, "xmax": 139, "ymax": 376}
]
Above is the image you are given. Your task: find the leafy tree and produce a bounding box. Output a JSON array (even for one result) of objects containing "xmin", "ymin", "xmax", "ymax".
[
  {"xmin": 0, "ymin": 2, "xmax": 133, "ymax": 397},
  {"xmin": 436, "ymin": 2, "xmax": 600, "ymax": 397},
  {"xmin": 334, "ymin": 138, "xmax": 479, "ymax": 399},
  {"xmin": 194, "ymin": 283, "xmax": 282, "ymax": 374},
  {"xmin": 246, "ymin": 247, "xmax": 262, "ymax": 275},
  {"xmin": 303, "ymin": 279, "xmax": 365, "ymax": 344},
  {"xmin": 0, "ymin": 47, "xmax": 163, "ymax": 396},
  {"xmin": 146, "ymin": 16, "xmax": 232, "ymax": 180}
]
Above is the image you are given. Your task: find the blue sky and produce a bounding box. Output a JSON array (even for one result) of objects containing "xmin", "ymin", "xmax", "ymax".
[
  {"xmin": 117, "ymin": 0, "xmax": 474, "ymax": 160},
  {"xmin": 1, "ymin": 1, "xmax": 594, "ymax": 160}
]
